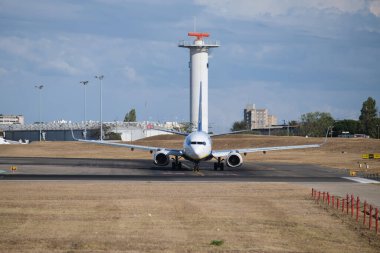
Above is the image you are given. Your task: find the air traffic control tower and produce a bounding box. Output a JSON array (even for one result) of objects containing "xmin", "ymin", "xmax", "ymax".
[{"xmin": 179, "ymin": 32, "xmax": 219, "ymax": 132}]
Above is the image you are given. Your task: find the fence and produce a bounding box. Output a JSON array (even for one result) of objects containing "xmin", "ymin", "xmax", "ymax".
[{"xmin": 311, "ymin": 188, "xmax": 379, "ymax": 235}]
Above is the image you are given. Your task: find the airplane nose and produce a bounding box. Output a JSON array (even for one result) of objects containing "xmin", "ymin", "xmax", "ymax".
[{"xmin": 191, "ymin": 146, "xmax": 204, "ymax": 159}]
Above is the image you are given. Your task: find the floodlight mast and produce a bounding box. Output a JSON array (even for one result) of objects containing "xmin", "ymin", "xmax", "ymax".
[
  {"xmin": 34, "ymin": 85, "xmax": 44, "ymax": 141},
  {"xmin": 95, "ymin": 75, "xmax": 104, "ymax": 141},
  {"xmin": 80, "ymin": 81, "xmax": 89, "ymax": 139}
]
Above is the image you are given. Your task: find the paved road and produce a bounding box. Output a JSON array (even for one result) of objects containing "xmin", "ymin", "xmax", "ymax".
[
  {"xmin": 1, "ymin": 157, "xmax": 379, "ymax": 205},
  {"xmin": 0, "ymin": 157, "xmax": 350, "ymax": 182}
]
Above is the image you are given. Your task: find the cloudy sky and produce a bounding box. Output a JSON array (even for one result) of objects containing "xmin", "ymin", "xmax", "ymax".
[{"xmin": 1, "ymin": 0, "xmax": 379, "ymax": 132}]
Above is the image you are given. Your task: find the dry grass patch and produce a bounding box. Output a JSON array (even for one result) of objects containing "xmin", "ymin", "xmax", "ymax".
[{"xmin": 0, "ymin": 182, "xmax": 379, "ymax": 252}]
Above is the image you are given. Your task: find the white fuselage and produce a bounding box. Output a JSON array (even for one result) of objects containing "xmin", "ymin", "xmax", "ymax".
[{"xmin": 183, "ymin": 131, "xmax": 212, "ymax": 161}]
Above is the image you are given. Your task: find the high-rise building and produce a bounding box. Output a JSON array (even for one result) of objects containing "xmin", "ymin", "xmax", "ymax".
[{"xmin": 244, "ymin": 104, "xmax": 277, "ymax": 129}]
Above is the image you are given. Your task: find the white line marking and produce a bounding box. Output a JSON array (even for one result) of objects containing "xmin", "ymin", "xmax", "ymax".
[
  {"xmin": 0, "ymin": 170, "xmax": 7, "ymax": 174},
  {"xmin": 342, "ymin": 177, "xmax": 380, "ymax": 184}
]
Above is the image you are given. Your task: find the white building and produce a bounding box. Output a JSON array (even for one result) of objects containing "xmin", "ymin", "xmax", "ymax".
[
  {"xmin": 0, "ymin": 115, "xmax": 25, "ymax": 125},
  {"xmin": 244, "ymin": 104, "xmax": 277, "ymax": 129}
]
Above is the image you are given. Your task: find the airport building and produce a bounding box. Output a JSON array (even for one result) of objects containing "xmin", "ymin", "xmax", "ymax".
[
  {"xmin": 244, "ymin": 104, "xmax": 277, "ymax": 129},
  {"xmin": 0, "ymin": 121, "xmax": 179, "ymax": 142},
  {"xmin": 0, "ymin": 115, "xmax": 25, "ymax": 125}
]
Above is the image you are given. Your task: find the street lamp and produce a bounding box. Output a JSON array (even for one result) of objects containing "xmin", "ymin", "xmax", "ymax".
[
  {"xmin": 34, "ymin": 85, "xmax": 44, "ymax": 141},
  {"xmin": 95, "ymin": 75, "xmax": 104, "ymax": 141},
  {"xmin": 80, "ymin": 81, "xmax": 89, "ymax": 139}
]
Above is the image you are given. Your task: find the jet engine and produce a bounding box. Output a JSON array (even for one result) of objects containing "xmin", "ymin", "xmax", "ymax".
[
  {"xmin": 153, "ymin": 151, "xmax": 170, "ymax": 166},
  {"xmin": 226, "ymin": 152, "xmax": 243, "ymax": 167}
]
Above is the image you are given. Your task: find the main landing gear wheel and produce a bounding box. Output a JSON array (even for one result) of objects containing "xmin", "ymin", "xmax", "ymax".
[
  {"xmin": 214, "ymin": 162, "xmax": 224, "ymax": 171},
  {"xmin": 172, "ymin": 161, "xmax": 182, "ymax": 170},
  {"xmin": 171, "ymin": 157, "xmax": 182, "ymax": 170},
  {"xmin": 214, "ymin": 157, "xmax": 224, "ymax": 171}
]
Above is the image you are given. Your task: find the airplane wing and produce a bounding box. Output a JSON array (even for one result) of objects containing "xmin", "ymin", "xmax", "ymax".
[
  {"xmin": 212, "ymin": 126, "xmax": 331, "ymax": 157},
  {"xmin": 153, "ymin": 128, "xmax": 188, "ymax": 136},
  {"xmin": 71, "ymin": 131, "xmax": 183, "ymax": 156},
  {"xmin": 212, "ymin": 144, "xmax": 321, "ymax": 157},
  {"xmin": 210, "ymin": 130, "xmax": 250, "ymax": 137}
]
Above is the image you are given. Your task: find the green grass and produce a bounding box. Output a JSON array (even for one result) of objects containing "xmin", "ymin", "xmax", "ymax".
[{"xmin": 210, "ymin": 240, "xmax": 224, "ymax": 246}]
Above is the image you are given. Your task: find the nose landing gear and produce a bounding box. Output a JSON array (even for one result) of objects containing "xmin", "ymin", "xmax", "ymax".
[{"xmin": 193, "ymin": 162, "xmax": 200, "ymax": 172}]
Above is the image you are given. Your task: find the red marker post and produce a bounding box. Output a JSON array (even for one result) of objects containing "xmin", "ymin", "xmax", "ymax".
[
  {"xmin": 337, "ymin": 198, "xmax": 339, "ymax": 210},
  {"xmin": 363, "ymin": 201, "xmax": 367, "ymax": 225},
  {"xmin": 346, "ymin": 194, "xmax": 349, "ymax": 214},
  {"xmin": 327, "ymin": 193, "xmax": 330, "ymax": 206},
  {"xmin": 351, "ymin": 194, "xmax": 354, "ymax": 217},
  {"xmin": 375, "ymin": 208, "xmax": 378, "ymax": 234},
  {"xmin": 356, "ymin": 196, "xmax": 360, "ymax": 222},
  {"xmin": 369, "ymin": 205, "xmax": 373, "ymax": 230}
]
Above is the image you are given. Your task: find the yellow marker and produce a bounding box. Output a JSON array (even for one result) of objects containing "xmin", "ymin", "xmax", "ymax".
[
  {"xmin": 11, "ymin": 166, "xmax": 17, "ymax": 171},
  {"xmin": 349, "ymin": 170, "xmax": 357, "ymax": 177},
  {"xmin": 362, "ymin": 153, "xmax": 380, "ymax": 159}
]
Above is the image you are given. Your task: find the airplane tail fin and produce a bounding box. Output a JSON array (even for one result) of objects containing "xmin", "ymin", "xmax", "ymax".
[{"xmin": 197, "ymin": 82, "xmax": 203, "ymax": 132}]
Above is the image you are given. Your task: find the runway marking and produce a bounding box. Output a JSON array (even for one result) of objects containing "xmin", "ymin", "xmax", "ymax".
[{"xmin": 342, "ymin": 177, "xmax": 380, "ymax": 184}]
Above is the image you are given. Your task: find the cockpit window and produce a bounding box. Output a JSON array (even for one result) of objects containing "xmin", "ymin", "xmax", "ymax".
[{"xmin": 191, "ymin": 141, "xmax": 206, "ymax": 145}]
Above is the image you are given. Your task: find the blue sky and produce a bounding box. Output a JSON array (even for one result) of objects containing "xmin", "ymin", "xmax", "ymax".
[{"xmin": 1, "ymin": 0, "xmax": 379, "ymax": 132}]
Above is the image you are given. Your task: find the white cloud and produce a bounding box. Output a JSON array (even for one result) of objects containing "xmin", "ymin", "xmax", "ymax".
[
  {"xmin": 121, "ymin": 65, "xmax": 144, "ymax": 83},
  {"xmin": 0, "ymin": 67, "xmax": 7, "ymax": 76},
  {"xmin": 194, "ymin": 0, "xmax": 373, "ymax": 20},
  {"xmin": 0, "ymin": 0, "xmax": 82, "ymax": 20},
  {"xmin": 369, "ymin": 0, "xmax": 380, "ymax": 16}
]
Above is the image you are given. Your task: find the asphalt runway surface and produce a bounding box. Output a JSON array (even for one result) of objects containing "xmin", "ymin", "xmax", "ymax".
[{"xmin": 0, "ymin": 157, "xmax": 353, "ymax": 182}]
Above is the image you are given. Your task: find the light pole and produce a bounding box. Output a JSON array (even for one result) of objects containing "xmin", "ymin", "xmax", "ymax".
[
  {"xmin": 34, "ymin": 85, "xmax": 44, "ymax": 141},
  {"xmin": 80, "ymin": 81, "xmax": 89, "ymax": 139},
  {"xmin": 95, "ymin": 75, "xmax": 104, "ymax": 141}
]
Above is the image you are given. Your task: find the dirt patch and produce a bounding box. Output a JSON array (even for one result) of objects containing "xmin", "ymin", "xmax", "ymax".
[
  {"xmin": 1, "ymin": 135, "xmax": 379, "ymax": 172},
  {"xmin": 0, "ymin": 182, "xmax": 379, "ymax": 252}
]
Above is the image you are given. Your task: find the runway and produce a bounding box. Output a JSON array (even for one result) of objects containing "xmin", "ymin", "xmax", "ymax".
[{"xmin": 0, "ymin": 157, "xmax": 353, "ymax": 182}]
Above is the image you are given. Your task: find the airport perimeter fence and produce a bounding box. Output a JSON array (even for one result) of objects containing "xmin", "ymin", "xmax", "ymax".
[{"xmin": 311, "ymin": 188, "xmax": 379, "ymax": 236}]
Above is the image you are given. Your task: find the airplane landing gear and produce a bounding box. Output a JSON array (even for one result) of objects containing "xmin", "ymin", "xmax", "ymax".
[
  {"xmin": 193, "ymin": 162, "xmax": 200, "ymax": 172},
  {"xmin": 214, "ymin": 157, "xmax": 224, "ymax": 171},
  {"xmin": 171, "ymin": 156, "xmax": 182, "ymax": 170}
]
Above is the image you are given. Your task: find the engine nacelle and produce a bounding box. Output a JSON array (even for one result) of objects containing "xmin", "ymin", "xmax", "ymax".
[
  {"xmin": 226, "ymin": 152, "xmax": 243, "ymax": 168},
  {"xmin": 153, "ymin": 151, "xmax": 170, "ymax": 166}
]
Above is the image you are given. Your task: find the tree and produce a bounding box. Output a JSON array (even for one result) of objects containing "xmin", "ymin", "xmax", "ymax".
[
  {"xmin": 231, "ymin": 120, "xmax": 248, "ymax": 131},
  {"xmin": 300, "ymin": 112, "xmax": 334, "ymax": 137},
  {"xmin": 333, "ymin": 119, "xmax": 359, "ymax": 137},
  {"xmin": 124, "ymin": 109, "xmax": 136, "ymax": 122},
  {"xmin": 359, "ymin": 97, "xmax": 378, "ymax": 137},
  {"xmin": 178, "ymin": 122, "xmax": 194, "ymax": 133}
]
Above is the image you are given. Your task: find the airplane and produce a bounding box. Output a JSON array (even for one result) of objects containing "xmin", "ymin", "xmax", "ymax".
[{"xmin": 72, "ymin": 83, "xmax": 326, "ymax": 171}]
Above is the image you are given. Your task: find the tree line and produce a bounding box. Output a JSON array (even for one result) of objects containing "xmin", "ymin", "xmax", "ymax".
[{"xmin": 231, "ymin": 97, "xmax": 380, "ymax": 138}]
